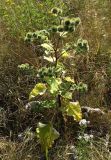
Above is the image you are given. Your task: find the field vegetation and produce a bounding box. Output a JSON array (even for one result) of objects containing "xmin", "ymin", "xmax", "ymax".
[{"xmin": 0, "ymin": 0, "xmax": 111, "ymax": 160}]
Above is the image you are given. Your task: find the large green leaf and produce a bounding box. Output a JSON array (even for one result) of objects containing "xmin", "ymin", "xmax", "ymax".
[
  {"xmin": 36, "ymin": 123, "xmax": 59, "ymax": 151},
  {"xmin": 29, "ymin": 83, "xmax": 46, "ymax": 100},
  {"xmin": 47, "ymin": 77, "xmax": 62, "ymax": 94},
  {"xmin": 62, "ymin": 101, "xmax": 82, "ymax": 121}
]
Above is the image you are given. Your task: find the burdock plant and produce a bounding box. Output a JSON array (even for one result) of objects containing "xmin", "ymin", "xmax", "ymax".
[{"xmin": 24, "ymin": 7, "xmax": 89, "ymax": 160}]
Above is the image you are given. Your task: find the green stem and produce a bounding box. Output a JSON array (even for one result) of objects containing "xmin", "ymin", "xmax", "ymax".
[{"xmin": 45, "ymin": 148, "xmax": 49, "ymax": 160}]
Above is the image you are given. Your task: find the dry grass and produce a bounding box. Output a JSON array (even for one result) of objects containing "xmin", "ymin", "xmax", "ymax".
[
  {"xmin": 0, "ymin": 137, "xmax": 40, "ymax": 160},
  {"xmin": 0, "ymin": 0, "xmax": 111, "ymax": 160},
  {"xmin": 0, "ymin": 137, "xmax": 111, "ymax": 160}
]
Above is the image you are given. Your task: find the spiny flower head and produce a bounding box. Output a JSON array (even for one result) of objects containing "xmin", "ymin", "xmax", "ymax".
[
  {"xmin": 64, "ymin": 19, "xmax": 71, "ymax": 26},
  {"xmin": 51, "ymin": 26, "xmax": 58, "ymax": 32},
  {"xmin": 51, "ymin": 7, "xmax": 62, "ymax": 15},
  {"xmin": 57, "ymin": 25, "xmax": 64, "ymax": 32}
]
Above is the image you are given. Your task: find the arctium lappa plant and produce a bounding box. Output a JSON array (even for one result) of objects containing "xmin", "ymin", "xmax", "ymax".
[{"xmin": 24, "ymin": 7, "xmax": 89, "ymax": 160}]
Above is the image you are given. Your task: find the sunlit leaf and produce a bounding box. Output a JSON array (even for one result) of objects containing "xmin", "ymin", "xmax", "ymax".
[
  {"xmin": 60, "ymin": 32, "xmax": 68, "ymax": 37},
  {"xmin": 56, "ymin": 62, "xmax": 65, "ymax": 74},
  {"xmin": 62, "ymin": 101, "xmax": 82, "ymax": 121},
  {"xmin": 62, "ymin": 92, "xmax": 72, "ymax": 99},
  {"xmin": 47, "ymin": 77, "xmax": 62, "ymax": 94},
  {"xmin": 61, "ymin": 50, "xmax": 69, "ymax": 57},
  {"xmin": 29, "ymin": 83, "xmax": 46, "ymax": 100},
  {"xmin": 44, "ymin": 56, "xmax": 56, "ymax": 62},
  {"xmin": 41, "ymin": 43, "xmax": 54, "ymax": 51},
  {"xmin": 64, "ymin": 76, "xmax": 75, "ymax": 83}
]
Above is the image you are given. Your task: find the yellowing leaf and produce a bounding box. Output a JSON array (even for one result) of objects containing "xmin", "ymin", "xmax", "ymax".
[
  {"xmin": 29, "ymin": 83, "xmax": 46, "ymax": 100},
  {"xmin": 61, "ymin": 50, "xmax": 69, "ymax": 58},
  {"xmin": 64, "ymin": 76, "xmax": 75, "ymax": 83},
  {"xmin": 36, "ymin": 122, "xmax": 59, "ymax": 151},
  {"xmin": 65, "ymin": 101, "xmax": 82, "ymax": 121}
]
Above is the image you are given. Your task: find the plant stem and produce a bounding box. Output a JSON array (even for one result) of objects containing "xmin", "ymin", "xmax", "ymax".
[{"xmin": 45, "ymin": 148, "xmax": 49, "ymax": 160}]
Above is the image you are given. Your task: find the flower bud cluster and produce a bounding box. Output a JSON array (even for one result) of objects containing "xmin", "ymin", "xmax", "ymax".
[
  {"xmin": 79, "ymin": 119, "xmax": 90, "ymax": 127},
  {"xmin": 51, "ymin": 7, "xmax": 62, "ymax": 15},
  {"xmin": 37, "ymin": 67, "xmax": 57, "ymax": 81},
  {"xmin": 51, "ymin": 17, "xmax": 81, "ymax": 33},
  {"xmin": 24, "ymin": 30, "xmax": 49, "ymax": 43},
  {"xmin": 50, "ymin": 8, "xmax": 81, "ymax": 33},
  {"xmin": 78, "ymin": 133, "xmax": 93, "ymax": 142},
  {"xmin": 76, "ymin": 38, "xmax": 89, "ymax": 53}
]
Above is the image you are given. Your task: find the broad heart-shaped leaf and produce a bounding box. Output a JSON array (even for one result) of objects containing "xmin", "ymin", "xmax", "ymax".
[
  {"xmin": 62, "ymin": 101, "xmax": 82, "ymax": 121},
  {"xmin": 47, "ymin": 77, "xmax": 62, "ymax": 94},
  {"xmin": 29, "ymin": 83, "xmax": 46, "ymax": 100},
  {"xmin": 36, "ymin": 123, "xmax": 59, "ymax": 151}
]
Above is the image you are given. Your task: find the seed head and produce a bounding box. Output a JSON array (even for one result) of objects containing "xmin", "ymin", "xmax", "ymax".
[
  {"xmin": 57, "ymin": 25, "xmax": 64, "ymax": 32},
  {"xmin": 51, "ymin": 26, "xmax": 57, "ymax": 32},
  {"xmin": 64, "ymin": 25, "xmax": 69, "ymax": 31},
  {"xmin": 51, "ymin": 8, "xmax": 58, "ymax": 14},
  {"xmin": 68, "ymin": 26, "xmax": 75, "ymax": 32},
  {"xmin": 75, "ymin": 17, "xmax": 81, "ymax": 26},
  {"xmin": 26, "ymin": 32, "xmax": 33, "ymax": 38},
  {"xmin": 64, "ymin": 19, "xmax": 70, "ymax": 26}
]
